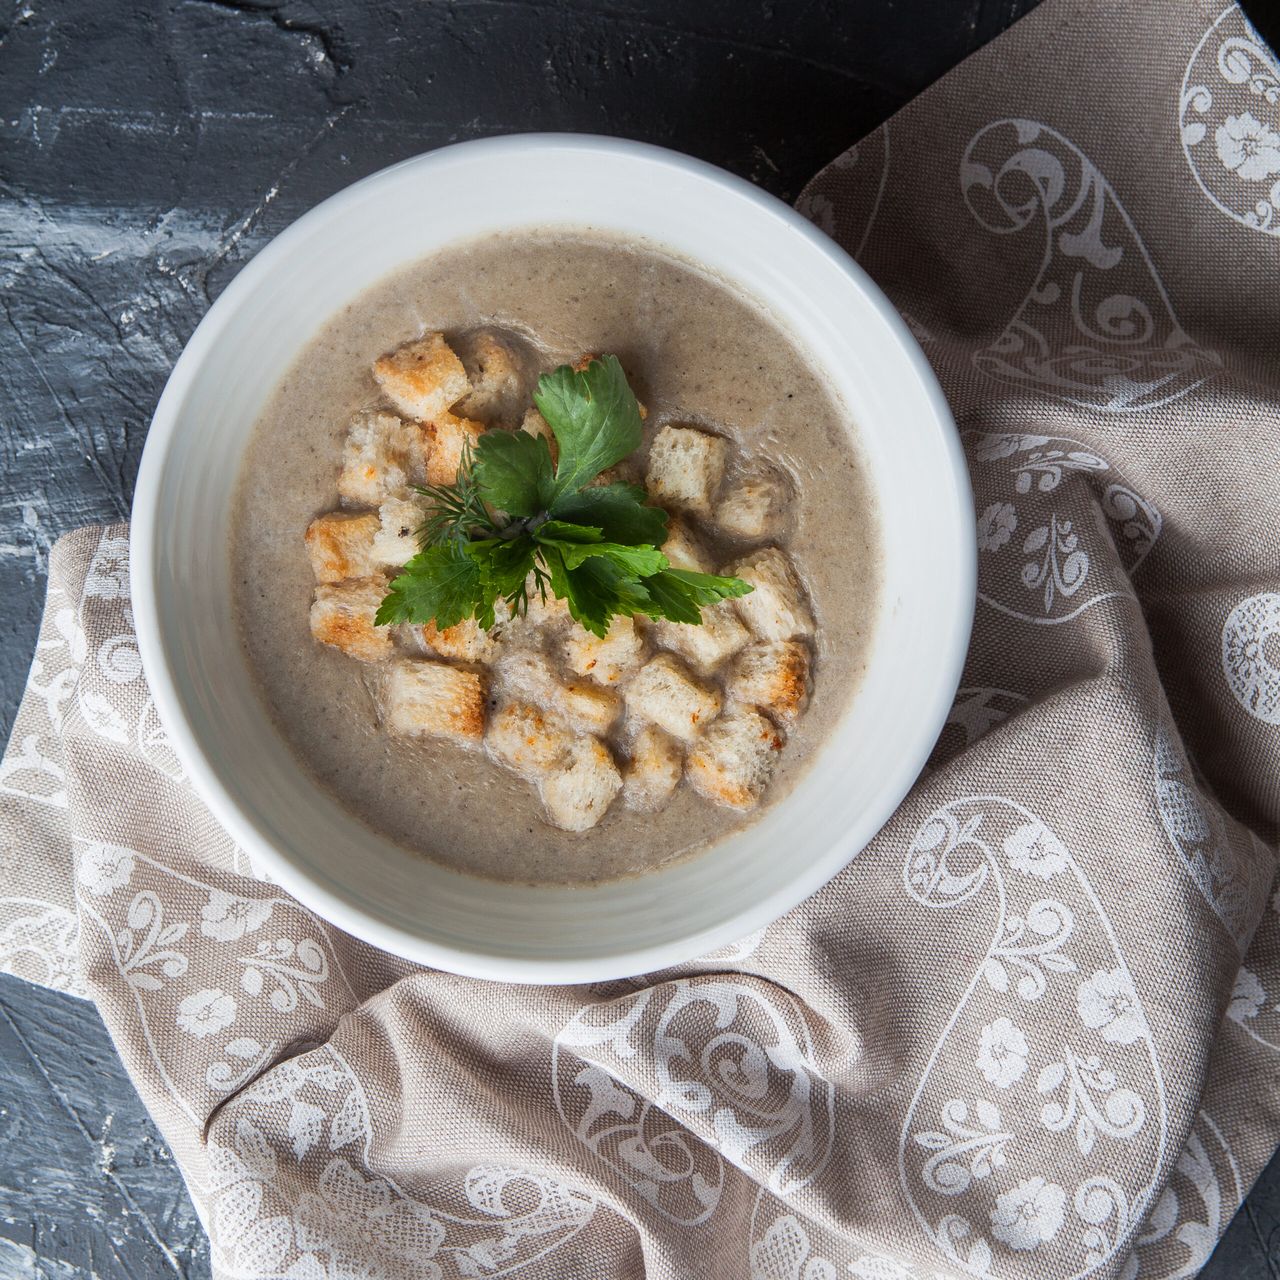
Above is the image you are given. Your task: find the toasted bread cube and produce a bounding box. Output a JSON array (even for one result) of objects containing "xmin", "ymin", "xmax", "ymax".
[
  {"xmin": 373, "ymin": 332, "xmax": 470, "ymax": 422},
  {"xmin": 338, "ymin": 412, "xmax": 426, "ymax": 505},
  {"xmin": 383, "ymin": 659, "xmax": 486, "ymax": 743},
  {"xmin": 623, "ymin": 726, "xmax": 683, "ymax": 812},
  {"xmin": 626, "ymin": 654, "xmax": 721, "ymax": 743},
  {"xmin": 718, "ymin": 470, "xmax": 787, "ymax": 540},
  {"xmin": 687, "ymin": 708, "xmax": 783, "ymax": 810},
  {"xmin": 521, "ymin": 407, "xmax": 559, "ymax": 464},
  {"xmin": 305, "ymin": 511, "xmax": 381, "ymax": 584},
  {"xmin": 661, "ymin": 515, "xmax": 712, "ymax": 573},
  {"xmin": 424, "ymin": 412, "xmax": 486, "ymax": 486},
  {"xmin": 458, "ymin": 331, "xmax": 525, "ymax": 423},
  {"xmin": 310, "ymin": 579, "xmax": 394, "ymax": 663},
  {"xmin": 563, "ymin": 616, "xmax": 643, "ymax": 686},
  {"xmin": 728, "ymin": 641, "xmax": 810, "ymax": 726},
  {"xmin": 539, "ymin": 737, "xmax": 622, "ymax": 832},
  {"xmin": 417, "ymin": 615, "xmax": 501, "ymax": 665},
  {"xmin": 652, "ymin": 600, "xmax": 750, "ymax": 674},
  {"xmin": 371, "ymin": 495, "xmax": 427, "ymax": 569},
  {"xmin": 485, "ymin": 701, "xmax": 574, "ymax": 779},
  {"xmin": 646, "ymin": 425, "xmax": 728, "ymax": 516},
  {"xmin": 498, "ymin": 651, "xmax": 620, "ymax": 734},
  {"xmin": 731, "ymin": 547, "xmax": 814, "ymax": 641}
]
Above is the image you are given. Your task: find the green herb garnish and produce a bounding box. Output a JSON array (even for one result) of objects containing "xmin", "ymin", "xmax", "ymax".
[{"xmin": 375, "ymin": 355, "xmax": 752, "ymax": 638}]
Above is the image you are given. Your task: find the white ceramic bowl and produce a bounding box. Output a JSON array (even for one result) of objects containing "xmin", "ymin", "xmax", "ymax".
[{"xmin": 132, "ymin": 134, "xmax": 974, "ymax": 983}]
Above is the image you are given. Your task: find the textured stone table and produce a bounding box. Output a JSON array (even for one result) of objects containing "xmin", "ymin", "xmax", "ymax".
[{"xmin": 2, "ymin": 1, "xmax": 1277, "ymax": 1275}]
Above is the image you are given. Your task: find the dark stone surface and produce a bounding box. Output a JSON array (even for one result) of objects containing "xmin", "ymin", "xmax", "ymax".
[{"xmin": 1, "ymin": 1, "xmax": 1276, "ymax": 1276}]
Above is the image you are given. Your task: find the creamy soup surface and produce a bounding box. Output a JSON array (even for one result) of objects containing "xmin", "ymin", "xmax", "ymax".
[{"xmin": 232, "ymin": 229, "xmax": 882, "ymax": 886}]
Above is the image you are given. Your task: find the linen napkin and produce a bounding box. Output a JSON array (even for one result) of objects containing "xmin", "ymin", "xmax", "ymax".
[{"xmin": 3, "ymin": 1, "xmax": 1279, "ymax": 1276}]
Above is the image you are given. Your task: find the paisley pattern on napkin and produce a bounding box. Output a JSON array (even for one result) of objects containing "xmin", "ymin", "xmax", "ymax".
[{"xmin": 2, "ymin": 3, "xmax": 1278, "ymax": 1277}]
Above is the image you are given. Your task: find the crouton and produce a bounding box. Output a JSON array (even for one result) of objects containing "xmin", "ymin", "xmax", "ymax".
[
  {"xmin": 337, "ymin": 412, "xmax": 427, "ymax": 505},
  {"xmin": 305, "ymin": 511, "xmax": 381, "ymax": 584},
  {"xmin": 417, "ymin": 615, "xmax": 501, "ymax": 665},
  {"xmin": 485, "ymin": 701, "xmax": 574, "ymax": 779},
  {"xmin": 309, "ymin": 579, "xmax": 394, "ymax": 663},
  {"xmin": 727, "ymin": 641, "xmax": 810, "ymax": 725},
  {"xmin": 424, "ymin": 412, "xmax": 486, "ymax": 486},
  {"xmin": 457, "ymin": 331, "xmax": 525, "ymax": 423},
  {"xmin": 686, "ymin": 708, "xmax": 784, "ymax": 810},
  {"xmin": 731, "ymin": 547, "xmax": 814, "ymax": 641},
  {"xmin": 646, "ymin": 425, "xmax": 728, "ymax": 516},
  {"xmin": 371, "ymin": 494, "xmax": 426, "ymax": 568},
  {"xmin": 718, "ymin": 468, "xmax": 788, "ymax": 540},
  {"xmin": 563, "ymin": 616, "xmax": 643, "ymax": 686},
  {"xmin": 373, "ymin": 332, "xmax": 470, "ymax": 422},
  {"xmin": 497, "ymin": 651, "xmax": 620, "ymax": 734},
  {"xmin": 652, "ymin": 600, "xmax": 750, "ymax": 674},
  {"xmin": 521, "ymin": 407, "xmax": 558, "ymax": 464},
  {"xmin": 661, "ymin": 515, "xmax": 712, "ymax": 573},
  {"xmin": 623, "ymin": 726, "xmax": 683, "ymax": 812},
  {"xmin": 383, "ymin": 659, "xmax": 486, "ymax": 743},
  {"xmin": 539, "ymin": 736, "xmax": 623, "ymax": 832},
  {"xmin": 625, "ymin": 654, "xmax": 721, "ymax": 743}
]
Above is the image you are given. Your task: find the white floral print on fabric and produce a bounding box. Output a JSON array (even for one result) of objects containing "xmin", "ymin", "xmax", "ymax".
[
  {"xmin": 1219, "ymin": 883, "xmax": 1280, "ymax": 1054},
  {"xmin": 747, "ymin": 1189, "xmax": 937, "ymax": 1280},
  {"xmin": 977, "ymin": 502, "xmax": 1018, "ymax": 552},
  {"xmin": 197, "ymin": 1046, "xmax": 601, "ymax": 1280},
  {"xmin": 177, "ymin": 988, "xmax": 238, "ymax": 1039},
  {"xmin": 969, "ymin": 432, "xmax": 1161, "ymax": 625},
  {"xmin": 976, "ymin": 1017, "xmax": 1030, "ymax": 1089},
  {"xmin": 1227, "ymin": 968, "xmax": 1266, "ymax": 1024},
  {"xmin": 202, "ymin": 890, "xmax": 272, "ymax": 942},
  {"xmin": 900, "ymin": 796, "xmax": 1168, "ymax": 1278},
  {"xmin": 1221, "ymin": 592, "xmax": 1280, "ymax": 724},
  {"xmin": 0, "ymin": 898, "xmax": 83, "ymax": 996},
  {"xmin": 1153, "ymin": 726, "xmax": 1268, "ymax": 952},
  {"xmin": 990, "ymin": 1176, "xmax": 1068, "ymax": 1251},
  {"xmin": 1, "ymin": 572, "xmax": 89, "ymax": 812},
  {"xmin": 76, "ymin": 841, "xmax": 137, "ymax": 896},
  {"xmin": 552, "ymin": 977, "xmax": 833, "ymax": 1225},
  {"xmin": 1181, "ymin": 6, "xmax": 1280, "ymax": 236},
  {"xmin": 1124, "ymin": 1110, "xmax": 1244, "ymax": 1280},
  {"xmin": 81, "ymin": 534, "xmax": 131, "ymax": 599},
  {"xmin": 749, "ymin": 1211, "xmax": 838, "ymax": 1280},
  {"xmin": 961, "ymin": 119, "xmax": 1219, "ymax": 412},
  {"xmin": 1077, "ymin": 969, "xmax": 1147, "ymax": 1045},
  {"xmin": 73, "ymin": 845, "xmax": 357, "ymax": 1126}
]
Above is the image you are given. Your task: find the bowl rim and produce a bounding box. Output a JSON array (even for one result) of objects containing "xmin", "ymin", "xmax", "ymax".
[{"xmin": 131, "ymin": 132, "xmax": 975, "ymax": 983}]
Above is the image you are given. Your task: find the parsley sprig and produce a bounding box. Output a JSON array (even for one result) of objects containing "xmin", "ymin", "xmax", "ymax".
[{"xmin": 375, "ymin": 355, "xmax": 752, "ymax": 638}]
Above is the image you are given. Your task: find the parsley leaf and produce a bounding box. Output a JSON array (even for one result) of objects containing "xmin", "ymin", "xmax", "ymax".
[
  {"xmin": 639, "ymin": 568, "xmax": 754, "ymax": 625},
  {"xmin": 374, "ymin": 350, "xmax": 753, "ymax": 638},
  {"xmin": 543, "ymin": 545, "xmax": 654, "ymax": 638},
  {"xmin": 549, "ymin": 482, "xmax": 669, "ymax": 546},
  {"xmin": 535, "ymin": 355, "xmax": 644, "ymax": 499},
  {"xmin": 537, "ymin": 526, "xmax": 668, "ymax": 577},
  {"xmin": 376, "ymin": 544, "xmax": 481, "ymax": 629},
  {"xmin": 471, "ymin": 429, "xmax": 554, "ymax": 517},
  {"xmin": 464, "ymin": 536, "xmax": 538, "ymax": 599}
]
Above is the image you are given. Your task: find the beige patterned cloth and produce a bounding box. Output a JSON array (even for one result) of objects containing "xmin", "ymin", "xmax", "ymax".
[{"xmin": 3, "ymin": 1, "xmax": 1280, "ymax": 1276}]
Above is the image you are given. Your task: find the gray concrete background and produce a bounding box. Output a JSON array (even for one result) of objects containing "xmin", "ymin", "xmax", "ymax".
[{"xmin": 2, "ymin": 1, "xmax": 1277, "ymax": 1275}]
